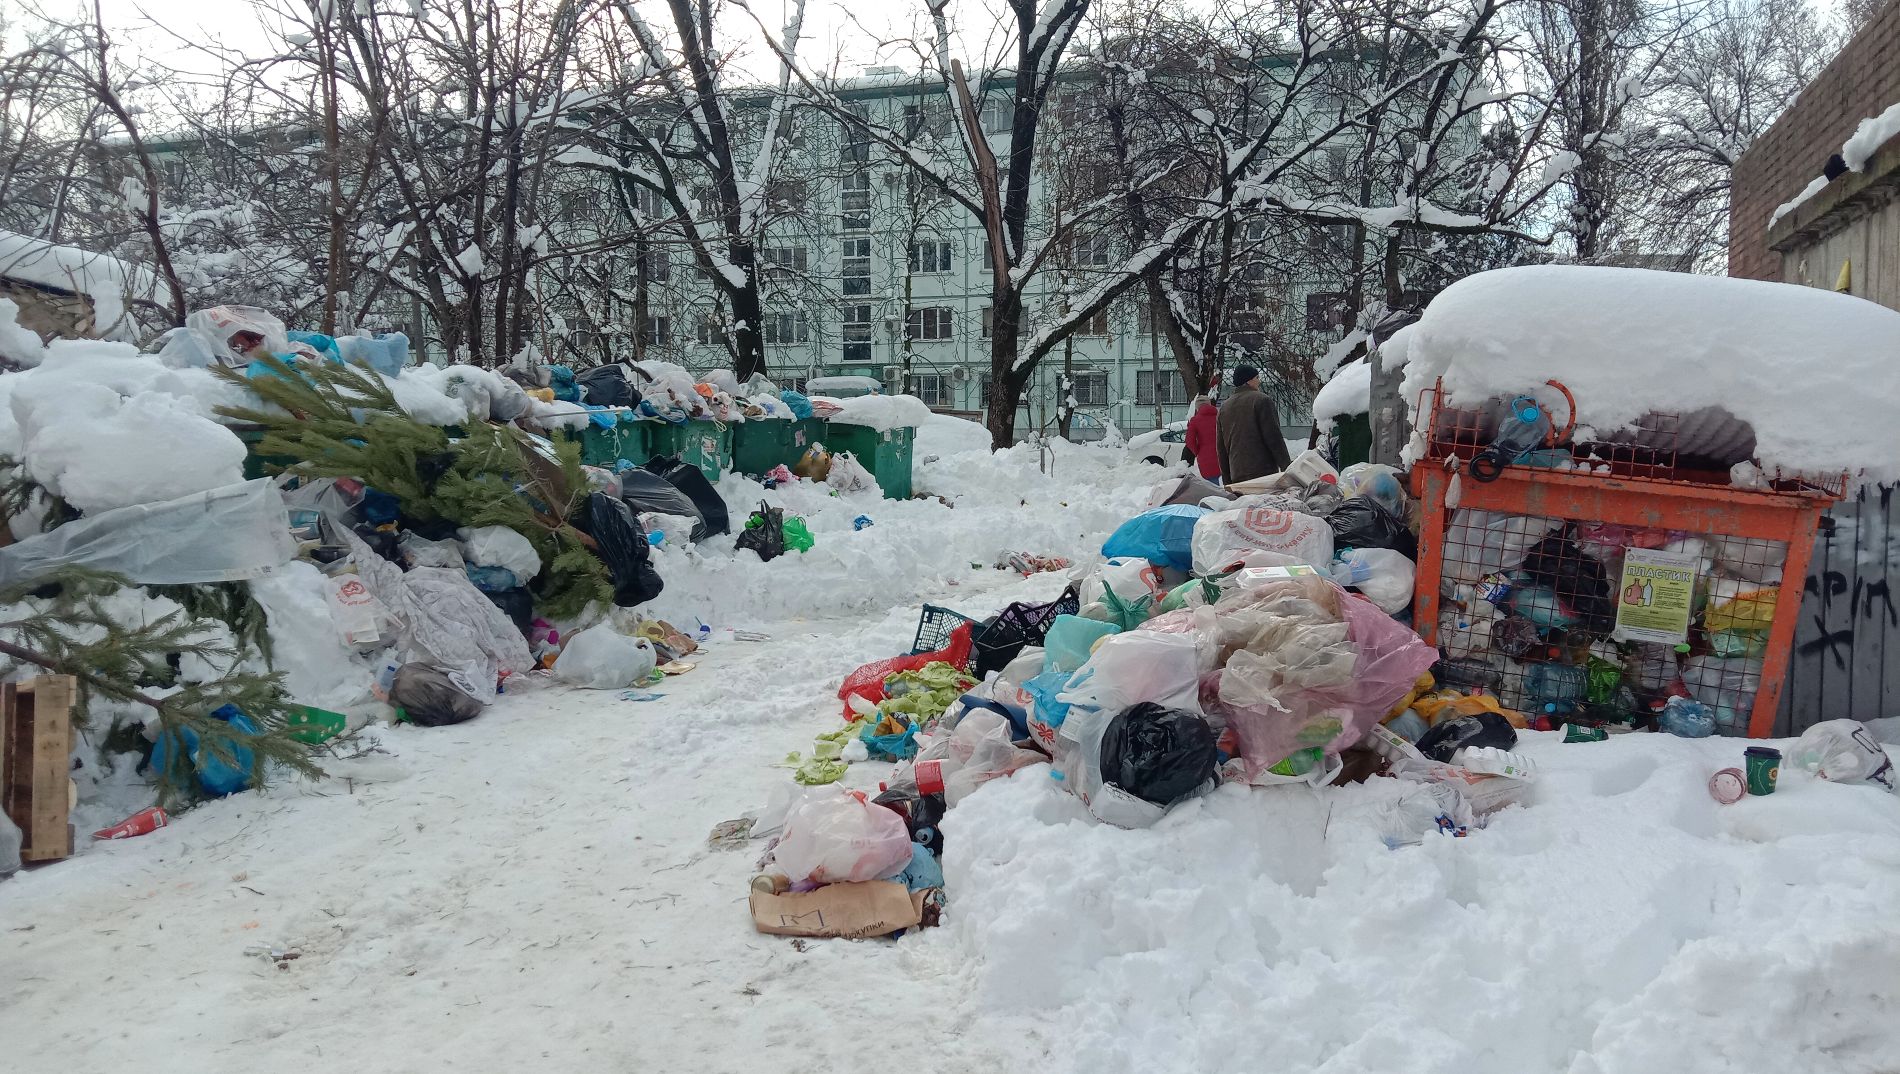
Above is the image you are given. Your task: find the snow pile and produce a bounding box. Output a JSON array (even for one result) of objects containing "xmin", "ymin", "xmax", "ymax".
[
  {"xmin": 1401, "ymin": 266, "xmax": 1900, "ymax": 479},
  {"xmin": 13, "ymin": 381, "xmax": 243, "ymax": 514},
  {"xmin": 1310, "ymin": 359, "xmax": 1370, "ymax": 423},
  {"xmin": 914, "ymin": 412, "xmax": 993, "ymax": 459},
  {"xmin": 928, "ymin": 732, "xmax": 1900, "ymax": 1074},
  {"xmin": 826, "ymin": 393, "xmax": 934, "ymax": 431},
  {"xmin": 0, "ymin": 297, "xmax": 47, "ymax": 368},
  {"xmin": 0, "ymin": 231, "xmax": 163, "ymax": 341},
  {"xmin": 641, "ymin": 439, "xmax": 1155, "ymax": 628},
  {"xmin": 248, "ymin": 561, "xmax": 379, "ymax": 712},
  {"xmin": 1843, "ymin": 100, "xmax": 1900, "ymax": 172}
]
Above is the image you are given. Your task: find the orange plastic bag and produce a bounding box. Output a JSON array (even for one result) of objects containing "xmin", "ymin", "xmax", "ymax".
[{"xmin": 837, "ymin": 621, "xmax": 974, "ymax": 718}]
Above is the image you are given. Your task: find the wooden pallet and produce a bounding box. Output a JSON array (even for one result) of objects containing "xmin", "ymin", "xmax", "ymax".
[{"xmin": 1, "ymin": 676, "xmax": 76, "ymax": 863}]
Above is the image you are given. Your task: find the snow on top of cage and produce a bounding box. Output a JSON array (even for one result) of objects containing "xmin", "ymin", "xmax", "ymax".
[
  {"xmin": 826, "ymin": 393, "xmax": 933, "ymax": 432},
  {"xmin": 1311, "ymin": 359, "xmax": 1370, "ymax": 423},
  {"xmin": 1401, "ymin": 265, "xmax": 1900, "ymax": 479},
  {"xmin": 0, "ymin": 230, "xmax": 164, "ymax": 342}
]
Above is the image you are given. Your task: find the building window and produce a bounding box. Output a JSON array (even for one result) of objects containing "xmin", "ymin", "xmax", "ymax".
[
  {"xmin": 1137, "ymin": 297, "xmax": 1161, "ymax": 336},
  {"xmin": 841, "ymin": 105, "xmax": 870, "ymax": 163},
  {"xmin": 760, "ymin": 245, "xmax": 809, "ymax": 274},
  {"xmin": 842, "ymin": 237, "xmax": 871, "ymax": 296},
  {"xmin": 1070, "ymin": 370, "xmax": 1109, "ymax": 406},
  {"xmin": 1078, "ymin": 307, "xmax": 1111, "ymax": 336},
  {"xmin": 1057, "ymin": 92, "xmax": 1096, "ymax": 128},
  {"xmin": 912, "ymin": 373, "xmax": 951, "ymax": 407},
  {"xmin": 982, "ymin": 243, "xmax": 993, "ymax": 271},
  {"xmin": 640, "ymin": 248, "xmax": 671, "ymax": 282},
  {"xmin": 642, "ymin": 315, "xmax": 670, "ymax": 346},
  {"xmin": 980, "ymin": 93, "xmax": 1011, "ymax": 133},
  {"xmin": 903, "ymin": 103, "xmax": 925, "ymax": 138},
  {"xmin": 780, "ymin": 376, "xmax": 809, "ymax": 395},
  {"xmin": 1135, "ymin": 369, "xmax": 1192, "ymax": 405},
  {"xmin": 692, "ymin": 312, "xmax": 723, "ymax": 346},
  {"xmin": 842, "ymin": 303, "xmax": 872, "ymax": 362},
  {"xmin": 633, "ymin": 184, "xmax": 664, "ymax": 218},
  {"xmin": 907, "ymin": 240, "xmax": 954, "ymax": 274},
  {"xmin": 1305, "ymin": 291, "xmax": 1352, "ymax": 331},
  {"xmin": 763, "ymin": 311, "xmax": 809, "ymax": 345},
  {"xmin": 1071, "ymin": 232, "xmax": 1113, "ymax": 268},
  {"xmin": 842, "ymin": 171, "xmax": 871, "ymax": 230},
  {"xmin": 906, "ymin": 306, "xmax": 955, "ymax": 342},
  {"xmin": 980, "ymin": 305, "xmax": 992, "ymax": 339}
]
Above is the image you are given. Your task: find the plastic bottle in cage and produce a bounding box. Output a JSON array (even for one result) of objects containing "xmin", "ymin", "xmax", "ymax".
[
  {"xmin": 1525, "ymin": 662, "xmax": 1588, "ymax": 713},
  {"xmin": 1470, "ymin": 395, "xmax": 1552, "ymax": 482}
]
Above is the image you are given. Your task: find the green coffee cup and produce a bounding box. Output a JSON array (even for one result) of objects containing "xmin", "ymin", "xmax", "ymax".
[{"xmin": 1744, "ymin": 746, "xmax": 1781, "ymax": 795}]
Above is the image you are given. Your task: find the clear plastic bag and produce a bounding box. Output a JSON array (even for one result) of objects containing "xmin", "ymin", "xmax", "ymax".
[
  {"xmin": 553, "ymin": 622, "xmax": 657, "ymax": 688},
  {"xmin": 0, "ymin": 478, "xmax": 294, "ymax": 587},
  {"xmin": 826, "ymin": 451, "xmax": 877, "ymax": 493},
  {"xmin": 457, "ymin": 525, "xmax": 543, "ymax": 581},
  {"xmin": 771, "ymin": 788, "xmax": 915, "ymax": 885},
  {"xmin": 182, "ymin": 305, "xmax": 291, "ymax": 367},
  {"xmin": 1332, "ymin": 547, "xmax": 1416, "ymax": 614},
  {"xmin": 1789, "ymin": 719, "xmax": 1896, "ymax": 791}
]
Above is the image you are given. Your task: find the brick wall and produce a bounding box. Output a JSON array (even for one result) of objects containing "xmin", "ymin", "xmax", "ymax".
[{"xmin": 1728, "ymin": 0, "xmax": 1900, "ymax": 279}]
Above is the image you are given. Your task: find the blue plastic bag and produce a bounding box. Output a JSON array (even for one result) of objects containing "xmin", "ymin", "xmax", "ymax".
[
  {"xmin": 861, "ymin": 723, "xmax": 921, "ymax": 761},
  {"xmin": 286, "ymin": 331, "xmax": 343, "ymax": 363},
  {"xmin": 1100, "ymin": 504, "xmax": 1209, "ymax": 571},
  {"xmin": 336, "ymin": 332, "xmax": 410, "ymax": 377},
  {"xmin": 149, "ymin": 704, "xmax": 258, "ymax": 796},
  {"xmin": 549, "ymin": 364, "xmax": 580, "ymax": 402},
  {"xmin": 885, "ymin": 842, "xmax": 944, "ymax": 892},
  {"xmin": 779, "ymin": 390, "xmax": 814, "ymax": 419},
  {"xmin": 1044, "ymin": 615, "xmax": 1121, "ymax": 674}
]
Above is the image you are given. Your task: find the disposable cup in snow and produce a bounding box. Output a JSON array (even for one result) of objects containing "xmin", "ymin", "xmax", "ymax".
[{"xmin": 1745, "ymin": 747, "xmax": 1781, "ymax": 795}]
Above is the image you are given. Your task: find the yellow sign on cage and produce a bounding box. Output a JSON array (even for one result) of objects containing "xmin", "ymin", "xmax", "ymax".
[{"xmin": 1614, "ymin": 547, "xmax": 1698, "ymax": 645}]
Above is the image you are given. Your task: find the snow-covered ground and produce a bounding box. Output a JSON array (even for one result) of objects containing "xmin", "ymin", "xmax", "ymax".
[{"xmin": 6, "ymin": 440, "xmax": 1900, "ymax": 1074}]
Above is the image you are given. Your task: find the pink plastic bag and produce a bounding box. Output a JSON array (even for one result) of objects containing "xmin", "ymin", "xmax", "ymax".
[
  {"xmin": 771, "ymin": 789, "xmax": 913, "ymax": 885},
  {"xmin": 1211, "ymin": 583, "xmax": 1436, "ymax": 780}
]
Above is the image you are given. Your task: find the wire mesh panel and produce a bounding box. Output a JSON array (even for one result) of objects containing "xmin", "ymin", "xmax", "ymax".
[{"xmin": 1430, "ymin": 508, "xmax": 1787, "ymax": 735}]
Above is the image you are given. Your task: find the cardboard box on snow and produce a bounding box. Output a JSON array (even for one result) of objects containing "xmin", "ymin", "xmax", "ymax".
[{"xmin": 749, "ymin": 881, "xmax": 927, "ymax": 938}]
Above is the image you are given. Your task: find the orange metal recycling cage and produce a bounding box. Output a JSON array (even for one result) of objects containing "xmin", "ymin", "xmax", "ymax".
[{"xmin": 1409, "ymin": 382, "xmax": 1840, "ymax": 739}]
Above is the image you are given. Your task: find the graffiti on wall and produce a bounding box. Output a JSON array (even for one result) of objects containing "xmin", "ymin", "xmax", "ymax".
[{"xmin": 1781, "ymin": 484, "xmax": 1900, "ymax": 733}]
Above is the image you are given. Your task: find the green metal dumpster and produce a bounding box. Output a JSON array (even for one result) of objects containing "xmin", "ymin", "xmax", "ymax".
[
  {"xmin": 820, "ymin": 422, "xmax": 915, "ymax": 499},
  {"xmin": 648, "ymin": 419, "xmax": 733, "ymax": 483},
  {"xmin": 559, "ymin": 413, "xmax": 649, "ymax": 469},
  {"xmin": 235, "ymin": 427, "xmax": 295, "ymax": 481},
  {"xmin": 730, "ymin": 418, "xmax": 798, "ymax": 477}
]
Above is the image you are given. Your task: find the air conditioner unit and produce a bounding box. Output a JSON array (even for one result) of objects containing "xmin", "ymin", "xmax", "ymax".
[
  {"xmin": 949, "ymin": 365, "xmax": 972, "ymax": 383},
  {"xmin": 882, "ymin": 365, "xmax": 903, "ymax": 384}
]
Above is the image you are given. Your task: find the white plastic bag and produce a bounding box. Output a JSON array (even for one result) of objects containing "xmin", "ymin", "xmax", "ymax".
[
  {"xmin": 0, "ymin": 478, "xmax": 294, "ymax": 587},
  {"xmin": 339, "ymin": 528, "xmax": 531, "ymax": 700},
  {"xmin": 1333, "ymin": 547, "xmax": 1416, "ymax": 614},
  {"xmin": 1439, "ymin": 510, "xmax": 1561, "ymax": 587},
  {"xmin": 1192, "ymin": 507, "xmax": 1334, "ymax": 573},
  {"xmin": 826, "ymin": 451, "xmax": 877, "ymax": 494},
  {"xmin": 752, "ymin": 783, "xmax": 835, "ymax": 840},
  {"xmin": 553, "ymin": 622, "xmax": 657, "ymax": 688},
  {"xmin": 323, "ymin": 573, "xmax": 388, "ymax": 647},
  {"xmin": 182, "ymin": 305, "xmax": 291, "ymax": 367},
  {"xmin": 0, "ymin": 808, "xmax": 20, "ymax": 876},
  {"xmin": 1058, "ymin": 631, "xmax": 1203, "ymax": 716},
  {"xmin": 771, "ymin": 789, "xmax": 914, "ymax": 885},
  {"xmin": 458, "ymin": 525, "xmax": 543, "ymax": 581},
  {"xmin": 1789, "ymin": 720, "xmax": 1896, "ymax": 791}
]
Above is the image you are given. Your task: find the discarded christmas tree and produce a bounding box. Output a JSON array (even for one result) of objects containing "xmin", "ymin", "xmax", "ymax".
[
  {"xmin": 215, "ymin": 356, "xmax": 613, "ymax": 617},
  {"xmin": 0, "ymin": 567, "xmax": 319, "ymax": 805}
]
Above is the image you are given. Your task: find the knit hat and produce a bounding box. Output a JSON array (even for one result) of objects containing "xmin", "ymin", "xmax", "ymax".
[{"xmin": 1231, "ymin": 365, "xmax": 1260, "ymax": 388}]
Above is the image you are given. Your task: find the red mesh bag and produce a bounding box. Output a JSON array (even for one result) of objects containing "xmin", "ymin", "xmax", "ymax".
[{"xmin": 836, "ymin": 620, "xmax": 975, "ymax": 717}]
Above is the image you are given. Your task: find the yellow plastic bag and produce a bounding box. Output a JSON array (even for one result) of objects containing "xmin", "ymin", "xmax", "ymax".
[{"xmin": 1705, "ymin": 588, "xmax": 1777, "ymax": 633}]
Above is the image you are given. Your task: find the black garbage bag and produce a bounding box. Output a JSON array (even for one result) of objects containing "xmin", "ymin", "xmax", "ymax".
[
  {"xmin": 577, "ymin": 363, "xmax": 645, "ymax": 408},
  {"xmin": 620, "ymin": 468, "xmax": 707, "ymax": 539},
  {"xmin": 581, "ymin": 492, "xmax": 664, "ymax": 607},
  {"xmin": 736, "ymin": 500, "xmax": 786, "ymax": 562},
  {"xmin": 1099, "ymin": 702, "xmax": 1220, "ymax": 806},
  {"xmin": 484, "ymin": 586, "xmax": 534, "ymax": 641},
  {"xmin": 1519, "ymin": 534, "xmax": 1615, "ymax": 632},
  {"xmin": 644, "ymin": 455, "xmax": 730, "ymax": 538},
  {"xmin": 1327, "ymin": 497, "xmax": 1417, "ymax": 559},
  {"xmin": 1415, "ymin": 711, "xmax": 1518, "ymax": 762},
  {"xmin": 389, "ymin": 663, "xmax": 483, "ymax": 726}
]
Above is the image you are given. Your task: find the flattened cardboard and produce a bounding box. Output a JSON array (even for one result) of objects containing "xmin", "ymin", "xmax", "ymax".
[{"xmin": 749, "ymin": 881, "xmax": 925, "ymax": 938}]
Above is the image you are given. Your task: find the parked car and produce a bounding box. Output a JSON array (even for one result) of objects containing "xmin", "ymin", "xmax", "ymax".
[{"xmin": 1126, "ymin": 421, "xmax": 1189, "ymax": 465}]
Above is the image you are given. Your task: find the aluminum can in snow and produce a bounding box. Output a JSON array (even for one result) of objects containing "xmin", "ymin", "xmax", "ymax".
[{"xmin": 92, "ymin": 806, "xmax": 168, "ymax": 840}]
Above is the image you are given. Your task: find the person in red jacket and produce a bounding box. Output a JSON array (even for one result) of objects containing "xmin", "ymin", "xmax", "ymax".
[{"xmin": 1183, "ymin": 394, "xmax": 1221, "ymax": 482}]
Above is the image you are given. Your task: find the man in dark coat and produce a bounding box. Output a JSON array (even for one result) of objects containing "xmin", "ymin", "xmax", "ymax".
[{"xmin": 1216, "ymin": 365, "xmax": 1292, "ymax": 484}]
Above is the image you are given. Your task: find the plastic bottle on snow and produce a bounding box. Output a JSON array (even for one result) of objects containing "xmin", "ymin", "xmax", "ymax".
[{"xmin": 1470, "ymin": 395, "xmax": 1552, "ymax": 482}]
